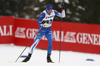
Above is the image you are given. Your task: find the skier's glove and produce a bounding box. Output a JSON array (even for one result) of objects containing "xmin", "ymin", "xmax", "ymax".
[
  {"xmin": 42, "ymin": 20, "xmax": 49, "ymax": 24},
  {"xmin": 61, "ymin": 3, "xmax": 64, "ymax": 9},
  {"xmin": 42, "ymin": 20, "xmax": 46, "ymax": 24},
  {"xmin": 46, "ymin": 20, "xmax": 49, "ymax": 23}
]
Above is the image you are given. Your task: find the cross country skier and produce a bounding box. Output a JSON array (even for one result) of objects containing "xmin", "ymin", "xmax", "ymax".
[{"xmin": 22, "ymin": 3, "xmax": 65, "ymax": 63}]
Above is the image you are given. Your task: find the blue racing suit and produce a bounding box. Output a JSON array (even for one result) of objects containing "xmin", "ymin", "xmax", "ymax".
[{"xmin": 29, "ymin": 9, "xmax": 65, "ymax": 54}]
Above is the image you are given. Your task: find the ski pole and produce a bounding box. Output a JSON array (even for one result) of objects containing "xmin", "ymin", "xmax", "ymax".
[
  {"xmin": 59, "ymin": 3, "xmax": 64, "ymax": 63},
  {"xmin": 15, "ymin": 27, "xmax": 42, "ymax": 62}
]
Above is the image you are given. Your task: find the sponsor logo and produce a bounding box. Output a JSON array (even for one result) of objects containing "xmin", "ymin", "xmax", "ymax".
[
  {"xmin": 0, "ymin": 25, "xmax": 13, "ymax": 36},
  {"xmin": 15, "ymin": 27, "xmax": 100, "ymax": 46},
  {"xmin": 49, "ymin": 6, "xmax": 52, "ymax": 8},
  {"xmin": 37, "ymin": 33, "xmax": 40, "ymax": 35},
  {"xmin": 15, "ymin": 27, "xmax": 26, "ymax": 38},
  {"xmin": 47, "ymin": 16, "xmax": 54, "ymax": 18},
  {"xmin": 53, "ymin": 30, "xmax": 100, "ymax": 46},
  {"xmin": 15, "ymin": 27, "xmax": 38, "ymax": 39}
]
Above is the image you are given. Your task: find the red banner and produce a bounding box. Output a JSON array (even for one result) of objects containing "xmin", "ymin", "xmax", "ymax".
[
  {"xmin": 14, "ymin": 18, "xmax": 39, "ymax": 46},
  {"xmin": 14, "ymin": 18, "xmax": 100, "ymax": 54},
  {"xmin": 0, "ymin": 16, "xmax": 14, "ymax": 43},
  {"xmin": 1, "ymin": 16, "xmax": 100, "ymax": 54}
]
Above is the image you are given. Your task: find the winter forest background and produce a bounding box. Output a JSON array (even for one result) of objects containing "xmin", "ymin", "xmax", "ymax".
[{"xmin": 0, "ymin": 0, "xmax": 100, "ymax": 24}]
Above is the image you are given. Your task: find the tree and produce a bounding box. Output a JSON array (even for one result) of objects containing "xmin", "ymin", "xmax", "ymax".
[
  {"xmin": 0, "ymin": 0, "xmax": 100, "ymax": 24},
  {"xmin": 66, "ymin": 0, "xmax": 100, "ymax": 24}
]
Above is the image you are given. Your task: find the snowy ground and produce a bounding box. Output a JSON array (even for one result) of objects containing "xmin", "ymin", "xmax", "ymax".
[{"xmin": 0, "ymin": 44, "xmax": 100, "ymax": 66}]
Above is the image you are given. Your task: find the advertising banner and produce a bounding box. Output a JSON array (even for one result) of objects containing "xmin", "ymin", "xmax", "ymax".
[
  {"xmin": 0, "ymin": 16, "xmax": 14, "ymax": 43},
  {"xmin": 1, "ymin": 16, "xmax": 100, "ymax": 54},
  {"xmin": 14, "ymin": 18, "xmax": 39, "ymax": 46},
  {"xmin": 14, "ymin": 18, "xmax": 100, "ymax": 54}
]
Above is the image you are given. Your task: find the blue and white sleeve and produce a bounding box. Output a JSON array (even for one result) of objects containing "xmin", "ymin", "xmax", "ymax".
[
  {"xmin": 54, "ymin": 10, "xmax": 65, "ymax": 18},
  {"xmin": 37, "ymin": 12, "xmax": 45, "ymax": 25}
]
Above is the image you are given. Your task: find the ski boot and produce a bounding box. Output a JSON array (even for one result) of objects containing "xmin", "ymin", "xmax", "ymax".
[
  {"xmin": 22, "ymin": 53, "xmax": 32, "ymax": 62},
  {"xmin": 47, "ymin": 54, "xmax": 54, "ymax": 63}
]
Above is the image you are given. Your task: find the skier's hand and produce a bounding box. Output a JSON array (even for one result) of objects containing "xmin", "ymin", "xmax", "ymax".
[
  {"xmin": 61, "ymin": 3, "xmax": 64, "ymax": 9},
  {"xmin": 42, "ymin": 20, "xmax": 49, "ymax": 24},
  {"xmin": 42, "ymin": 20, "xmax": 46, "ymax": 24},
  {"xmin": 46, "ymin": 20, "xmax": 49, "ymax": 23}
]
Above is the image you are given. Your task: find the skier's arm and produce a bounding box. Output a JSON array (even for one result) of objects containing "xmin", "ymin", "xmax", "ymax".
[
  {"xmin": 54, "ymin": 3, "xmax": 65, "ymax": 18},
  {"xmin": 37, "ymin": 12, "xmax": 45, "ymax": 25},
  {"xmin": 54, "ymin": 10, "xmax": 65, "ymax": 18}
]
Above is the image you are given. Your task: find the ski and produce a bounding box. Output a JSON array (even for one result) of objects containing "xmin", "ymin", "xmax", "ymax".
[
  {"xmin": 47, "ymin": 62, "xmax": 54, "ymax": 63},
  {"xmin": 6, "ymin": 61, "xmax": 22, "ymax": 63}
]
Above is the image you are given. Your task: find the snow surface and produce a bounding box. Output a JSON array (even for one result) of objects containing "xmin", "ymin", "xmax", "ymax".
[{"xmin": 0, "ymin": 44, "xmax": 100, "ymax": 66}]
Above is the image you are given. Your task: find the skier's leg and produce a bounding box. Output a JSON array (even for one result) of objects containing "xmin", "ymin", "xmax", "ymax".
[
  {"xmin": 29, "ymin": 37, "xmax": 41, "ymax": 54},
  {"xmin": 45, "ymin": 31, "xmax": 53, "ymax": 54},
  {"xmin": 45, "ymin": 31, "xmax": 53, "ymax": 62},
  {"xmin": 22, "ymin": 30, "xmax": 45, "ymax": 62}
]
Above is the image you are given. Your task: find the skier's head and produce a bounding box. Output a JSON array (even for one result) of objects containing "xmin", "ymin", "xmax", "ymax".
[
  {"xmin": 46, "ymin": 4, "xmax": 53, "ymax": 14},
  {"xmin": 46, "ymin": 4, "xmax": 53, "ymax": 10}
]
